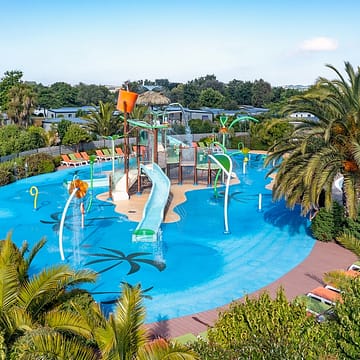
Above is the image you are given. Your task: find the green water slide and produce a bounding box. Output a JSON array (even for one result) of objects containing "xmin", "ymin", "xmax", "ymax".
[{"xmin": 208, "ymin": 153, "xmax": 233, "ymax": 234}]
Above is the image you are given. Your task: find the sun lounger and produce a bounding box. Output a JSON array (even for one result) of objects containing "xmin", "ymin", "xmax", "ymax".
[
  {"xmin": 60, "ymin": 154, "xmax": 84, "ymax": 167},
  {"xmin": 295, "ymin": 294, "xmax": 332, "ymax": 315},
  {"xmin": 115, "ymin": 147, "xmax": 124, "ymax": 157},
  {"xmin": 80, "ymin": 151, "xmax": 98, "ymax": 162},
  {"xmin": 68, "ymin": 153, "xmax": 87, "ymax": 165},
  {"xmin": 73, "ymin": 152, "xmax": 89, "ymax": 164},
  {"xmin": 95, "ymin": 149, "xmax": 112, "ymax": 161},
  {"xmin": 102, "ymin": 148, "xmax": 120, "ymax": 159},
  {"xmin": 307, "ymin": 286, "xmax": 342, "ymax": 305},
  {"xmin": 348, "ymin": 260, "xmax": 360, "ymax": 271}
]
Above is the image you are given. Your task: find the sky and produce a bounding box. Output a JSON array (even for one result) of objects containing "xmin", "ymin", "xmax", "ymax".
[{"xmin": 1, "ymin": 0, "xmax": 359, "ymax": 87}]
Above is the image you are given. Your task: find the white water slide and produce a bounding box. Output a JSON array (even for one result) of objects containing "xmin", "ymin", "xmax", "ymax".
[{"xmin": 132, "ymin": 163, "xmax": 170, "ymax": 242}]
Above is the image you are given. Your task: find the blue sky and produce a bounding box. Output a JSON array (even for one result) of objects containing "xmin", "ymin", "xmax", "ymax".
[{"xmin": 1, "ymin": 0, "xmax": 359, "ymax": 87}]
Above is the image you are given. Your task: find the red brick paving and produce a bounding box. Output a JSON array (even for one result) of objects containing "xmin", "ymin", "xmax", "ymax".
[{"xmin": 146, "ymin": 241, "xmax": 357, "ymax": 339}]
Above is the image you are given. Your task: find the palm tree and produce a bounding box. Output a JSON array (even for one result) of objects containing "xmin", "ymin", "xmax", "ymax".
[
  {"xmin": 0, "ymin": 232, "xmax": 98, "ymax": 358},
  {"xmin": 83, "ymin": 283, "xmax": 198, "ymax": 360},
  {"xmin": 7, "ymin": 83, "xmax": 37, "ymax": 127},
  {"xmin": 266, "ymin": 62, "xmax": 360, "ymax": 219},
  {"xmin": 84, "ymin": 101, "xmax": 122, "ymax": 138}
]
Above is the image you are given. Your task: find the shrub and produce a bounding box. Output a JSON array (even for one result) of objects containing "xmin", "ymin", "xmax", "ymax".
[
  {"xmin": 25, "ymin": 153, "xmax": 55, "ymax": 176},
  {"xmin": 191, "ymin": 288, "xmax": 336, "ymax": 359},
  {"xmin": 0, "ymin": 162, "xmax": 15, "ymax": 185},
  {"xmin": 311, "ymin": 203, "xmax": 344, "ymax": 242},
  {"xmin": 332, "ymin": 277, "xmax": 360, "ymax": 359}
]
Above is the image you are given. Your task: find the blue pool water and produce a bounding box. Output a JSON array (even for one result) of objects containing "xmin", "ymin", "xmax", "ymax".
[{"xmin": 0, "ymin": 154, "xmax": 315, "ymax": 323}]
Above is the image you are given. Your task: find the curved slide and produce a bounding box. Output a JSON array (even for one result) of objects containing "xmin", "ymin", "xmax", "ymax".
[{"xmin": 132, "ymin": 163, "xmax": 171, "ymax": 242}]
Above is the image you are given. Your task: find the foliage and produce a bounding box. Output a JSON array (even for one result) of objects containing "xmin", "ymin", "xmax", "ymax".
[
  {"xmin": 24, "ymin": 153, "xmax": 56, "ymax": 176},
  {"xmin": 0, "ymin": 162, "xmax": 14, "ymax": 185},
  {"xmin": 311, "ymin": 202, "xmax": 344, "ymax": 242},
  {"xmin": 15, "ymin": 126, "xmax": 47, "ymax": 152},
  {"xmin": 0, "ymin": 124, "xmax": 21, "ymax": 156},
  {"xmin": 192, "ymin": 288, "xmax": 336, "ymax": 359},
  {"xmin": 0, "ymin": 233, "xmax": 98, "ymax": 358},
  {"xmin": 75, "ymin": 82, "xmax": 114, "ymax": 106},
  {"xmin": 84, "ymin": 101, "xmax": 121, "ymax": 137},
  {"xmin": 323, "ymin": 269, "xmax": 355, "ymax": 291},
  {"xmin": 336, "ymin": 231, "xmax": 360, "ymax": 258},
  {"xmin": 6, "ymin": 83, "xmax": 37, "ymax": 127},
  {"xmin": 188, "ymin": 119, "xmax": 215, "ymax": 134},
  {"xmin": 62, "ymin": 124, "xmax": 92, "ymax": 150},
  {"xmin": 251, "ymin": 78, "xmax": 272, "ymax": 107},
  {"xmin": 0, "ymin": 70, "xmax": 23, "ymax": 111},
  {"xmin": 266, "ymin": 62, "xmax": 360, "ymax": 219},
  {"xmin": 198, "ymin": 88, "xmax": 224, "ymax": 108},
  {"xmin": 57, "ymin": 118, "xmax": 72, "ymax": 143},
  {"xmin": 250, "ymin": 118, "xmax": 293, "ymax": 150},
  {"xmin": 332, "ymin": 277, "xmax": 360, "ymax": 359}
]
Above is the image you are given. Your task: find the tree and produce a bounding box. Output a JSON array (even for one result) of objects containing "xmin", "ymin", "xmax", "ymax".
[
  {"xmin": 57, "ymin": 119, "xmax": 72, "ymax": 143},
  {"xmin": 50, "ymin": 82, "xmax": 77, "ymax": 107},
  {"xmin": 251, "ymin": 79, "xmax": 272, "ymax": 107},
  {"xmin": 75, "ymin": 83, "xmax": 114, "ymax": 106},
  {"xmin": 85, "ymin": 283, "xmax": 198, "ymax": 360},
  {"xmin": 0, "ymin": 124, "xmax": 21, "ymax": 156},
  {"xmin": 332, "ymin": 277, "xmax": 360, "ymax": 359},
  {"xmin": 15, "ymin": 126, "xmax": 47, "ymax": 152},
  {"xmin": 84, "ymin": 101, "xmax": 121, "ymax": 137},
  {"xmin": 62, "ymin": 124, "xmax": 92, "ymax": 151},
  {"xmin": 6, "ymin": 83, "xmax": 37, "ymax": 127},
  {"xmin": 266, "ymin": 62, "xmax": 360, "ymax": 219},
  {"xmin": 199, "ymin": 88, "xmax": 225, "ymax": 108},
  {"xmin": 0, "ymin": 233, "xmax": 98, "ymax": 358},
  {"xmin": 0, "ymin": 70, "xmax": 23, "ymax": 111},
  {"xmin": 192, "ymin": 288, "xmax": 335, "ymax": 359}
]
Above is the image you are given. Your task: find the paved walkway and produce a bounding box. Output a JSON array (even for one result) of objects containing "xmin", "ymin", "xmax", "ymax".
[{"xmin": 145, "ymin": 241, "xmax": 357, "ymax": 339}]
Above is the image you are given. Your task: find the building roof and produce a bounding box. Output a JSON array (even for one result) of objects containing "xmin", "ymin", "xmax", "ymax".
[{"xmin": 47, "ymin": 106, "xmax": 96, "ymax": 113}]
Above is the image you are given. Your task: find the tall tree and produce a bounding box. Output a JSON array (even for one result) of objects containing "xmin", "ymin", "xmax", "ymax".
[
  {"xmin": 251, "ymin": 79, "xmax": 272, "ymax": 107},
  {"xmin": 6, "ymin": 83, "xmax": 37, "ymax": 127},
  {"xmin": 75, "ymin": 83, "xmax": 114, "ymax": 106},
  {"xmin": 266, "ymin": 62, "xmax": 360, "ymax": 219},
  {"xmin": 84, "ymin": 101, "xmax": 122, "ymax": 137},
  {"xmin": 50, "ymin": 82, "xmax": 78, "ymax": 107},
  {"xmin": 0, "ymin": 70, "xmax": 23, "ymax": 111}
]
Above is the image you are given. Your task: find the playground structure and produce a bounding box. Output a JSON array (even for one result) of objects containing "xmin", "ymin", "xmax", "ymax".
[{"xmin": 58, "ymin": 92, "xmax": 259, "ymax": 253}]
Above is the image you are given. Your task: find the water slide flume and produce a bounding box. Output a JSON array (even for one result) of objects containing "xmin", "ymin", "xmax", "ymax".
[
  {"xmin": 59, "ymin": 179, "xmax": 88, "ymax": 261},
  {"xmin": 209, "ymin": 153, "xmax": 233, "ymax": 234},
  {"xmin": 132, "ymin": 163, "xmax": 170, "ymax": 242}
]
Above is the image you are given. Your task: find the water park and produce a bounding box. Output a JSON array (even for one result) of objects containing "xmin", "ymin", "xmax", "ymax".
[{"xmin": 0, "ymin": 90, "xmax": 322, "ymax": 326}]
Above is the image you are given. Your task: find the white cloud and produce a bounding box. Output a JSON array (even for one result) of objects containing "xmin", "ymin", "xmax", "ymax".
[{"xmin": 299, "ymin": 37, "xmax": 338, "ymax": 52}]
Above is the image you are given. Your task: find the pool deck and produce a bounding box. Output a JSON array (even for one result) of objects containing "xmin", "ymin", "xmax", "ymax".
[{"xmin": 98, "ymin": 175, "xmax": 357, "ymax": 340}]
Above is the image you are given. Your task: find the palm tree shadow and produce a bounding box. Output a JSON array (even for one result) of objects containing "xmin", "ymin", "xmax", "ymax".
[{"xmin": 263, "ymin": 201, "xmax": 310, "ymax": 236}]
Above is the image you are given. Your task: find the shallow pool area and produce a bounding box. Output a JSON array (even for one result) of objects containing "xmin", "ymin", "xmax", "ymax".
[{"xmin": 0, "ymin": 154, "xmax": 315, "ymax": 323}]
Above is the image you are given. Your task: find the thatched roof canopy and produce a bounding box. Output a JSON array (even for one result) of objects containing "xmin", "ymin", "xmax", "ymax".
[{"xmin": 136, "ymin": 91, "xmax": 170, "ymax": 106}]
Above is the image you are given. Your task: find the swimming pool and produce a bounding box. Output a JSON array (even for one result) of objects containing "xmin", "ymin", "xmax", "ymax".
[{"xmin": 0, "ymin": 154, "xmax": 315, "ymax": 323}]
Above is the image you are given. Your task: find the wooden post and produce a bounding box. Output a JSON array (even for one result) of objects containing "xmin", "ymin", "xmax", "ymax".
[
  {"xmin": 136, "ymin": 129, "xmax": 141, "ymax": 194},
  {"xmin": 153, "ymin": 128, "xmax": 158, "ymax": 164},
  {"xmin": 123, "ymin": 102, "xmax": 129, "ymax": 197},
  {"xmin": 207, "ymin": 150, "xmax": 211, "ymax": 186}
]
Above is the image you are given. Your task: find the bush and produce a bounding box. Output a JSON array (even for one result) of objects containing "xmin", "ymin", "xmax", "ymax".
[
  {"xmin": 25, "ymin": 153, "xmax": 56, "ymax": 176},
  {"xmin": 332, "ymin": 277, "xmax": 360, "ymax": 359},
  {"xmin": 191, "ymin": 288, "xmax": 336, "ymax": 359},
  {"xmin": 0, "ymin": 162, "xmax": 15, "ymax": 185},
  {"xmin": 311, "ymin": 202, "xmax": 344, "ymax": 242}
]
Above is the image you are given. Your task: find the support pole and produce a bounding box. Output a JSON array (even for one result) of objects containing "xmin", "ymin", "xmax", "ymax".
[{"xmin": 123, "ymin": 102, "xmax": 129, "ymax": 198}]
